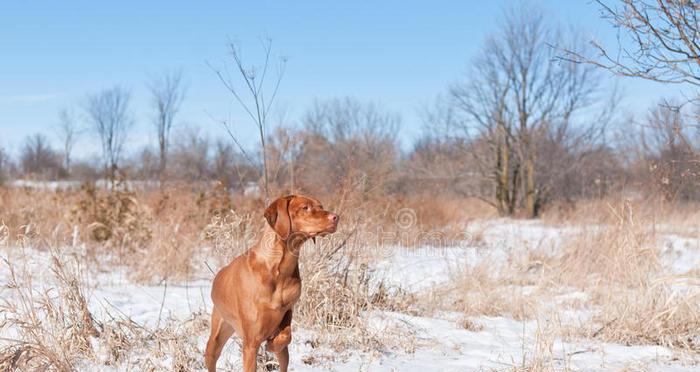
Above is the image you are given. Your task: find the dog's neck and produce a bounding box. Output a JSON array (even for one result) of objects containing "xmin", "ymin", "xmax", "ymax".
[{"xmin": 255, "ymin": 226, "xmax": 307, "ymax": 278}]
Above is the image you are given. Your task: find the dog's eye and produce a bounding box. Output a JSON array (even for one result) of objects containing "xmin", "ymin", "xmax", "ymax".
[{"xmin": 303, "ymin": 205, "xmax": 310, "ymax": 211}]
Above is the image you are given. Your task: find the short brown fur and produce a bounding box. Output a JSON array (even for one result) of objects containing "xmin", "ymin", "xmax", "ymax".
[{"xmin": 204, "ymin": 195, "xmax": 339, "ymax": 372}]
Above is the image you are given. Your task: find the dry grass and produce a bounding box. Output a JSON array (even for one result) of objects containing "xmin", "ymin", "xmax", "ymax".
[
  {"xmin": 1, "ymin": 184, "xmax": 699, "ymax": 369},
  {"xmin": 542, "ymin": 197, "xmax": 700, "ymax": 234},
  {"xmin": 509, "ymin": 325, "xmax": 561, "ymax": 372},
  {"xmin": 0, "ymin": 184, "xmax": 438, "ymax": 369},
  {"xmin": 436, "ymin": 197, "xmax": 700, "ymax": 360},
  {"xmin": 586, "ymin": 282, "xmax": 700, "ymax": 351},
  {"xmin": 550, "ymin": 202, "xmax": 700, "ymax": 352},
  {"xmin": 0, "ymin": 183, "xmax": 258, "ymax": 283},
  {"xmin": 0, "ymin": 184, "xmax": 489, "ymax": 279},
  {"xmin": 446, "ymin": 261, "xmax": 539, "ymax": 321},
  {"xmin": 0, "ymin": 252, "xmax": 96, "ymax": 371},
  {"xmin": 294, "ymin": 217, "xmax": 417, "ymax": 353},
  {"xmin": 457, "ymin": 316, "xmax": 484, "ymax": 332},
  {"xmin": 202, "ymin": 208, "xmax": 258, "ymax": 267},
  {"xmin": 555, "ymin": 207, "xmax": 660, "ymax": 288},
  {"xmin": 0, "ymin": 247, "xmax": 215, "ymax": 371}
]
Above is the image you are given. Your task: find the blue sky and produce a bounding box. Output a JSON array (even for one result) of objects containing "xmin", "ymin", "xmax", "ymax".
[{"xmin": 0, "ymin": 1, "xmax": 684, "ymax": 159}]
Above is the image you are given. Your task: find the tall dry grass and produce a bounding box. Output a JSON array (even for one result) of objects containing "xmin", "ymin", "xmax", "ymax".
[
  {"xmin": 0, "ymin": 183, "xmax": 433, "ymax": 369},
  {"xmin": 551, "ymin": 201, "xmax": 700, "ymax": 352},
  {"xmin": 441, "ymin": 198, "xmax": 700, "ymax": 356},
  {"xmin": 0, "ymin": 184, "xmax": 491, "ymax": 282},
  {"xmin": 0, "ymin": 248, "xmax": 214, "ymax": 371},
  {"xmin": 0, "ymin": 183, "xmax": 255, "ymax": 283},
  {"xmin": 1, "ymin": 184, "xmax": 698, "ymax": 369}
]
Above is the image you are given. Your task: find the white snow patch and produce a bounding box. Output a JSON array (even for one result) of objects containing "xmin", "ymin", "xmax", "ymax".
[{"xmin": 660, "ymin": 233, "xmax": 700, "ymax": 275}]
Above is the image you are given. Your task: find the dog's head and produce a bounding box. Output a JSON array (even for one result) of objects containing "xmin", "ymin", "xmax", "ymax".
[{"xmin": 264, "ymin": 195, "xmax": 339, "ymax": 241}]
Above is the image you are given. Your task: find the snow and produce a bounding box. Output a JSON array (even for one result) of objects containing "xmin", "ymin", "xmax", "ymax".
[
  {"xmin": 81, "ymin": 277, "xmax": 698, "ymax": 371},
  {"xmin": 7, "ymin": 179, "xmax": 228, "ymax": 191},
  {"xmin": 9, "ymin": 179, "xmax": 82, "ymax": 190},
  {"xmin": 372, "ymin": 220, "xmax": 580, "ymax": 293},
  {"xmin": 372, "ymin": 246, "xmax": 476, "ymax": 292},
  {"xmin": 1, "ymin": 219, "xmax": 698, "ymax": 371},
  {"xmin": 91, "ymin": 278, "xmax": 213, "ymax": 327},
  {"xmin": 660, "ymin": 233, "xmax": 700, "ymax": 275},
  {"xmin": 360, "ymin": 311, "xmax": 687, "ymax": 372}
]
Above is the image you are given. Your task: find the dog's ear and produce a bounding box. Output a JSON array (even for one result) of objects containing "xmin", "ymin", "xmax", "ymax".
[{"xmin": 264, "ymin": 196, "xmax": 292, "ymax": 240}]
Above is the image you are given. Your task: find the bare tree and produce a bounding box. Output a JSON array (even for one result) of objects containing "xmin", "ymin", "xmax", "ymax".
[
  {"xmin": 449, "ymin": 33, "xmax": 518, "ymax": 215},
  {"xmin": 448, "ymin": 4, "xmax": 613, "ymax": 217},
  {"xmin": 211, "ymin": 139, "xmax": 235, "ymax": 186},
  {"xmin": 170, "ymin": 126, "xmax": 211, "ymax": 182},
  {"xmin": 20, "ymin": 133, "xmax": 62, "ymax": 179},
  {"xmin": 640, "ymin": 102, "xmax": 700, "ymax": 199},
  {"xmin": 127, "ymin": 146, "xmax": 159, "ymax": 181},
  {"xmin": 148, "ymin": 70, "xmax": 186, "ymax": 178},
  {"xmin": 0, "ymin": 147, "xmax": 9, "ymax": 185},
  {"xmin": 566, "ymin": 1, "xmax": 700, "ymax": 87},
  {"xmin": 85, "ymin": 86, "xmax": 134, "ymax": 183},
  {"xmin": 406, "ymin": 97, "xmax": 491, "ymax": 201},
  {"xmin": 562, "ymin": 0, "xmax": 700, "ymax": 195},
  {"xmin": 209, "ymin": 38, "xmax": 286, "ymax": 202},
  {"xmin": 266, "ymin": 126, "xmax": 303, "ymax": 194},
  {"xmin": 55, "ymin": 108, "xmax": 79, "ymax": 175},
  {"xmin": 211, "ymin": 138, "xmax": 258, "ymax": 189},
  {"xmin": 297, "ymin": 98, "xmax": 400, "ymax": 198}
]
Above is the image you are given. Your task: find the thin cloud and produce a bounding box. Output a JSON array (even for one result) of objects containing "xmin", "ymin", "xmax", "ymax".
[{"xmin": 0, "ymin": 93, "xmax": 62, "ymax": 104}]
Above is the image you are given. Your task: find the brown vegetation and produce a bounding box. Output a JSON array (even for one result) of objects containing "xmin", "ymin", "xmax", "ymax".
[{"xmin": 1, "ymin": 1, "xmax": 699, "ymax": 370}]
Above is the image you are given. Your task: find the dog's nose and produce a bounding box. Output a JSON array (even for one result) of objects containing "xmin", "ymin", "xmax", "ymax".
[{"xmin": 328, "ymin": 213, "xmax": 339, "ymax": 223}]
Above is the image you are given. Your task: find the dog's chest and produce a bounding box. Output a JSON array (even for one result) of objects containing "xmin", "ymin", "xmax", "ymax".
[{"xmin": 270, "ymin": 276, "xmax": 302, "ymax": 309}]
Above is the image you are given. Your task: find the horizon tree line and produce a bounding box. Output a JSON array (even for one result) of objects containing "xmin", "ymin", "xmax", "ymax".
[{"xmin": 1, "ymin": 0, "xmax": 698, "ymax": 217}]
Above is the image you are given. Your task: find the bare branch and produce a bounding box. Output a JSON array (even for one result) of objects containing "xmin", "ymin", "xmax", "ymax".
[
  {"xmin": 208, "ymin": 39, "xmax": 287, "ymax": 202},
  {"xmin": 148, "ymin": 69, "xmax": 186, "ymax": 178}
]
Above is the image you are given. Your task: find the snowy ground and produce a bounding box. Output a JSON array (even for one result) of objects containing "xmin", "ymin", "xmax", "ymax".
[{"xmin": 1, "ymin": 219, "xmax": 698, "ymax": 371}]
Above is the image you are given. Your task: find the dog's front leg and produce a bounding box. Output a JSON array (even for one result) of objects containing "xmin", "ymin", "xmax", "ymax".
[
  {"xmin": 266, "ymin": 310, "xmax": 293, "ymax": 372},
  {"xmin": 242, "ymin": 339, "xmax": 261, "ymax": 372},
  {"xmin": 205, "ymin": 308, "xmax": 234, "ymax": 372}
]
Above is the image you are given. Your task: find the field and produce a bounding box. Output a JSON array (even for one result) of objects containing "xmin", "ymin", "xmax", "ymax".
[
  {"xmin": 5, "ymin": 0, "xmax": 700, "ymax": 371},
  {"xmin": 0, "ymin": 184, "xmax": 698, "ymax": 371}
]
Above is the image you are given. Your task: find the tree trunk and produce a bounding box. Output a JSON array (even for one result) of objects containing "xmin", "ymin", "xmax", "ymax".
[
  {"xmin": 496, "ymin": 140, "xmax": 511, "ymax": 216},
  {"xmin": 510, "ymin": 161, "xmax": 520, "ymax": 215},
  {"xmin": 159, "ymin": 137, "xmax": 167, "ymax": 183},
  {"xmin": 524, "ymin": 155, "xmax": 537, "ymax": 218},
  {"xmin": 64, "ymin": 152, "xmax": 71, "ymax": 175},
  {"xmin": 109, "ymin": 163, "xmax": 118, "ymax": 189}
]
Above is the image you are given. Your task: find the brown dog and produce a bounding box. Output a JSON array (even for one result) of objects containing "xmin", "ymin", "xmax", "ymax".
[{"xmin": 205, "ymin": 195, "xmax": 339, "ymax": 372}]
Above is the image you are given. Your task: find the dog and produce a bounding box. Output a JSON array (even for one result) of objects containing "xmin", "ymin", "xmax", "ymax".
[{"xmin": 205, "ymin": 195, "xmax": 339, "ymax": 372}]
